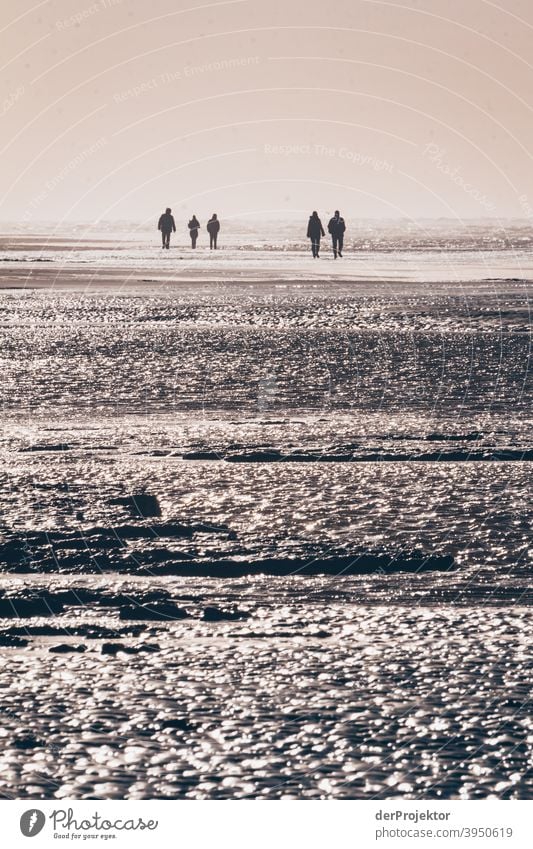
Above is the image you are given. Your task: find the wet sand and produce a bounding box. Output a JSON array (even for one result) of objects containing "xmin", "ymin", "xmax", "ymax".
[
  {"xmin": 0, "ymin": 596, "xmax": 530, "ymax": 800},
  {"xmin": 0, "ymin": 259, "xmax": 531, "ymax": 800}
]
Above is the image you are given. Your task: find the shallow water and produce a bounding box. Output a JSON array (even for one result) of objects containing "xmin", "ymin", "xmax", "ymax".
[{"xmin": 0, "ymin": 241, "xmax": 531, "ymax": 799}]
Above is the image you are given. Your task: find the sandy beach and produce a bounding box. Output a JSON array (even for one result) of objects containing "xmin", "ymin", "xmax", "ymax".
[
  {"xmin": 3, "ymin": 0, "xmax": 533, "ymax": 828},
  {"xmin": 0, "ymin": 230, "xmax": 531, "ymax": 799}
]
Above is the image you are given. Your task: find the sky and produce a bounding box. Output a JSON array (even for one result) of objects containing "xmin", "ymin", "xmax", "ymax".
[{"xmin": 1, "ymin": 0, "xmax": 533, "ymax": 223}]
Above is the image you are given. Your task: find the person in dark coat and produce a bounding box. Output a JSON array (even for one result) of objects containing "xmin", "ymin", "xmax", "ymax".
[
  {"xmin": 188, "ymin": 215, "xmax": 200, "ymax": 248},
  {"xmin": 306, "ymin": 211, "xmax": 325, "ymax": 258},
  {"xmin": 207, "ymin": 213, "xmax": 220, "ymax": 249},
  {"xmin": 158, "ymin": 207, "xmax": 176, "ymax": 249},
  {"xmin": 327, "ymin": 210, "xmax": 346, "ymax": 258}
]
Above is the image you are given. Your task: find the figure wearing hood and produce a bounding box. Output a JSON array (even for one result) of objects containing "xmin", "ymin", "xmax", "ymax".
[{"xmin": 207, "ymin": 214, "xmax": 220, "ymax": 249}]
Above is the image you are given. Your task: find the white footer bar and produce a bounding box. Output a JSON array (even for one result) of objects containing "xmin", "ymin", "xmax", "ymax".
[{"xmin": 3, "ymin": 799, "xmax": 530, "ymax": 848}]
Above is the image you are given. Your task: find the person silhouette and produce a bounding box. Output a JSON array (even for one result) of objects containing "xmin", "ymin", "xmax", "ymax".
[
  {"xmin": 207, "ymin": 213, "xmax": 220, "ymax": 249},
  {"xmin": 307, "ymin": 211, "xmax": 325, "ymax": 258},
  {"xmin": 188, "ymin": 215, "xmax": 200, "ymax": 249},
  {"xmin": 158, "ymin": 207, "xmax": 176, "ymax": 249},
  {"xmin": 327, "ymin": 210, "xmax": 346, "ymax": 258}
]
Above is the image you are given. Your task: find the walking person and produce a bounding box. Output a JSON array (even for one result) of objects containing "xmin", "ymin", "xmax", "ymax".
[
  {"xmin": 188, "ymin": 215, "xmax": 200, "ymax": 249},
  {"xmin": 327, "ymin": 210, "xmax": 346, "ymax": 258},
  {"xmin": 307, "ymin": 211, "xmax": 325, "ymax": 258},
  {"xmin": 207, "ymin": 213, "xmax": 220, "ymax": 249},
  {"xmin": 158, "ymin": 207, "xmax": 176, "ymax": 249}
]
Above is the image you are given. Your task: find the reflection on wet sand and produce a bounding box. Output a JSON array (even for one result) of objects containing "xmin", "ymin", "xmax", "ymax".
[{"xmin": 0, "ymin": 271, "xmax": 530, "ymax": 799}]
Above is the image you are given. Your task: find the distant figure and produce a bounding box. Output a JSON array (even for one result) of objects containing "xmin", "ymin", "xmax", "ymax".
[
  {"xmin": 188, "ymin": 215, "xmax": 200, "ymax": 249},
  {"xmin": 328, "ymin": 210, "xmax": 346, "ymax": 258},
  {"xmin": 307, "ymin": 211, "xmax": 325, "ymax": 258},
  {"xmin": 158, "ymin": 207, "xmax": 176, "ymax": 249},
  {"xmin": 207, "ymin": 213, "xmax": 220, "ymax": 249}
]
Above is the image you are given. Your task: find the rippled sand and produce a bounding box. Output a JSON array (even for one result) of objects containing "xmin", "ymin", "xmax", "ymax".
[
  {"xmin": 0, "ymin": 265, "xmax": 531, "ymax": 799},
  {"xmin": 0, "ymin": 599, "xmax": 530, "ymax": 799}
]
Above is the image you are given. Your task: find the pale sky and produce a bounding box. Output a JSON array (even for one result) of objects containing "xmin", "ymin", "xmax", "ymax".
[{"xmin": 1, "ymin": 0, "xmax": 533, "ymax": 222}]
